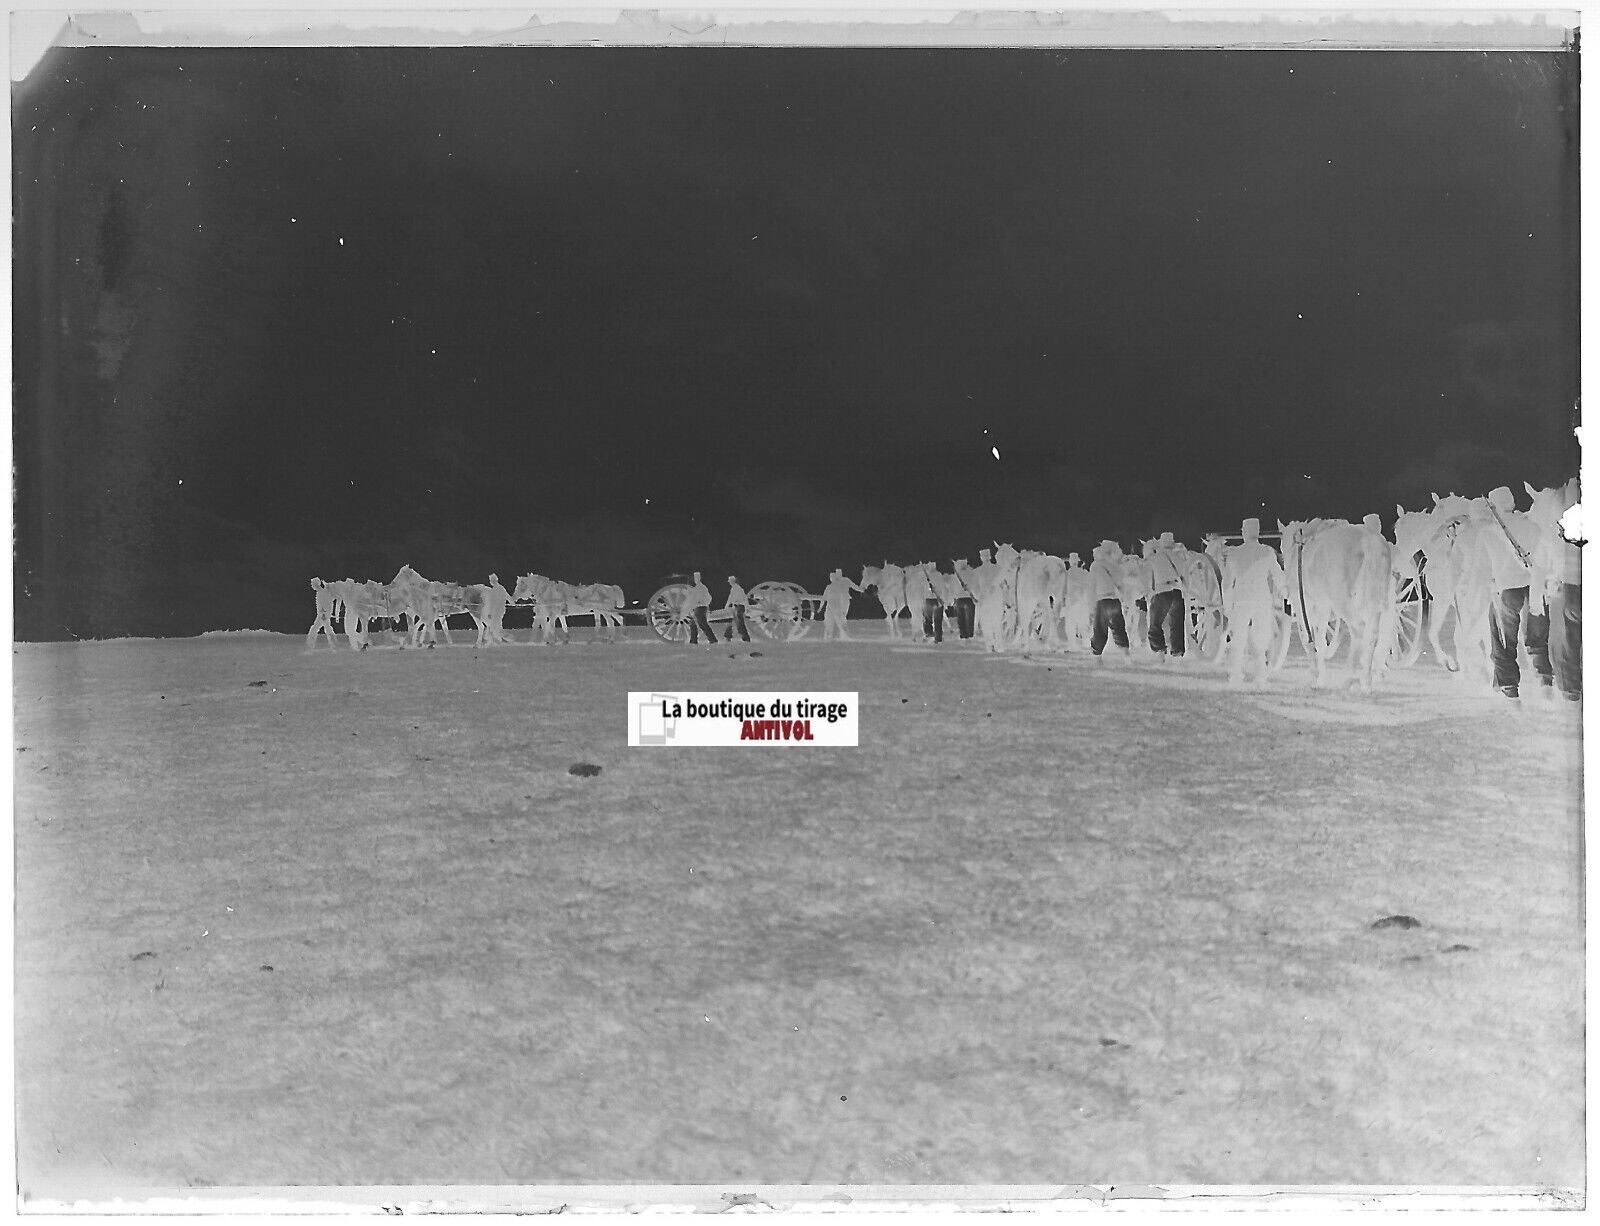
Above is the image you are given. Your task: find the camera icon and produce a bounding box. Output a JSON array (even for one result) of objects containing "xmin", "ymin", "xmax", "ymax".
[{"xmin": 637, "ymin": 692, "xmax": 681, "ymax": 745}]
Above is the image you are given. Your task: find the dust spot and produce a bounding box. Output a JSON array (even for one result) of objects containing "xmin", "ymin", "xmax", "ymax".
[{"xmin": 1372, "ymin": 914, "xmax": 1422, "ymax": 930}]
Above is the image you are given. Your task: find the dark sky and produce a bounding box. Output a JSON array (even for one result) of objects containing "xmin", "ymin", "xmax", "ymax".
[{"xmin": 14, "ymin": 44, "xmax": 1579, "ymax": 638}]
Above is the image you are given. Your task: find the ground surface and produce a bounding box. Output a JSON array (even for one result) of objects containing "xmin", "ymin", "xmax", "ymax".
[{"xmin": 12, "ymin": 622, "xmax": 1585, "ymax": 1199}]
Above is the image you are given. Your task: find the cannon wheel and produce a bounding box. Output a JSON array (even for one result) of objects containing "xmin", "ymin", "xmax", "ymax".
[
  {"xmin": 749, "ymin": 581, "xmax": 813, "ymax": 641},
  {"xmin": 1391, "ymin": 572, "xmax": 1427, "ymax": 667},
  {"xmin": 647, "ymin": 582, "xmax": 695, "ymax": 643},
  {"xmin": 1184, "ymin": 551, "xmax": 1227, "ymax": 660}
]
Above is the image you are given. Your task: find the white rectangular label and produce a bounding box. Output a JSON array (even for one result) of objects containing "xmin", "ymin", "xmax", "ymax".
[{"xmin": 627, "ymin": 691, "xmax": 859, "ymax": 747}]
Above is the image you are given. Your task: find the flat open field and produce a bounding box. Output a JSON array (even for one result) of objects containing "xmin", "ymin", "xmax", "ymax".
[{"xmin": 12, "ymin": 625, "xmax": 1585, "ymax": 1203}]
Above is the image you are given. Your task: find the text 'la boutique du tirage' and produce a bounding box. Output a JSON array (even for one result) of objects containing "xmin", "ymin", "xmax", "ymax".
[{"xmin": 627, "ymin": 692, "xmax": 860, "ymax": 747}]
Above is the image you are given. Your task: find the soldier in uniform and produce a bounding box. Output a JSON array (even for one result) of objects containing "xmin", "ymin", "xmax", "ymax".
[
  {"xmin": 1482, "ymin": 486, "xmax": 1553, "ymax": 700},
  {"xmin": 724, "ymin": 575, "xmax": 752, "ymax": 643},
  {"xmin": 1140, "ymin": 531, "xmax": 1188, "ymax": 662},
  {"xmin": 821, "ymin": 568, "xmax": 862, "ymax": 641},
  {"xmin": 1219, "ymin": 517, "xmax": 1286, "ymax": 685},
  {"xmin": 1088, "ymin": 540, "xmax": 1131, "ymax": 660},
  {"xmin": 686, "ymin": 571, "xmax": 717, "ymax": 646}
]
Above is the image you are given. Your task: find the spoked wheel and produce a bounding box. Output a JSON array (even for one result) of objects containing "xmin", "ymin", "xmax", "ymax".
[
  {"xmin": 749, "ymin": 581, "xmax": 811, "ymax": 640},
  {"xmin": 1391, "ymin": 573, "xmax": 1427, "ymax": 667},
  {"xmin": 1189, "ymin": 603, "xmax": 1227, "ymax": 661},
  {"xmin": 647, "ymin": 583, "xmax": 694, "ymax": 643}
]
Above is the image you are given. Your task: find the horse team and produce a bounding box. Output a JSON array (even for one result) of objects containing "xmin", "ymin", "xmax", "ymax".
[
  {"xmin": 307, "ymin": 567, "xmax": 624, "ymax": 651},
  {"xmin": 306, "ymin": 478, "xmax": 1580, "ymax": 698}
]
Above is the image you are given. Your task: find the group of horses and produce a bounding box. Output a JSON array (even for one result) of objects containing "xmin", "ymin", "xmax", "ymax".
[
  {"xmin": 854, "ymin": 478, "xmax": 1580, "ymax": 691},
  {"xmin": 306, "ymin": 567, "xmax": 626, "ymax": 650}
]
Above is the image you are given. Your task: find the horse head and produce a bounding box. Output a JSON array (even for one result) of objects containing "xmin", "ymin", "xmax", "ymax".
[{"xmin": 1525, "ymin": 479, "xmax": 1577, "ymax": 526}]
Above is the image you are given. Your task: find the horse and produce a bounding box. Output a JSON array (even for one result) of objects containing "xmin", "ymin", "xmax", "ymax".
[
  {"xmin": 902, "ymin": 562, "xmax": 941, "ymax": 643},
  {"xmin": 428, "ymin": 581, "xmax": 498, "ymax": 647},
  {"xmin": 513, "ymin": 573, "xmax": 572, "ymax": 643},
  {"xmin": 1059, "ymin": 554, "xmax": 1095, "ymax": 651},
  {"xmin": 1278, "ymin": 519, "xmax": 1400, "ymax": 690},
  {"xmin": 565, "ymin": 581, "xmax": 628, "ymax": 638},
  {"xmin": 859, "ymin": 563, "xmax": 909, "ymax": 639},
  {"xmin": 1113, "ymin": 553, "xmax": 1147, "ymax": 653},
  {"xmin": 1393, "ymin": 497, "xmax": 1487, "ymax": 676},
  {"xmin": 1011, "ymin": 550, "xmax": 1069, "ymax": 650},
  {"xmin": 388, "ymin": 565, "xmax": 446, "ymax": 648},
  {"xmin": 1524, "ymin": 479, "xmax": 1581, "ymax": 563}
]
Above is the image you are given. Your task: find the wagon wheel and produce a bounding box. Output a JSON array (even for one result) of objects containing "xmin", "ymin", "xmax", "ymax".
[
  {"xmin": 1189, "ymin": 603, "xmax": 1227, "ymax": 661},
  {"xmin": 1182, "ymin": 552, "xmax": 1227, "ymax": 661},
  {"xmin": 1391, "ymin": 572, "xmax": 1427, "ymax": 667},
  {"xmin": 749, "ymin": 581, "xmax": 811, "ymax": 641},
  {"xmin": 647, "ymin": 583, "xmax": 694, "ymax": 643},
  {"xmin": 783, "ymin": 583, "xmax": 818, "ymax": 640}
]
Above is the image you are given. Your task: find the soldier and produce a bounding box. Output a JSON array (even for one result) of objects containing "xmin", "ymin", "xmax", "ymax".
[
  {"xmin": 1088, "ymin": 540, "xmax": 1131, "ymax": 660},
  {"xmin": 1220, "ymin": 517, "xmax": 1286, "ymax": 685},
  {"xmin": 821, "ymin": 568, "xmax": 861, "ymax": 641},
  {"xmin": 1482, "ymin": 486, "xmax": 1553, "ymax": 700},
  {"xmin": 479, "ymin": 573, "xmax": 511, "ymax": 646},
  {"xmin": 724, "ymin": 575, "xmax": 752, "ymax": 643},
  {"xmin": 916, "ymin": 563, "xmax": 947, "ymax": 644},
  {"xmin": 1140, "ymin": 531, "xmax": 1188, "ymax": 663},
  {"xmin": 948, "ymin": 559, "xmax": 977, "ymax": 640},
  {"xmin": 307, "ymin": 577, "xmax": 341, "ymax": 650},
  {"xmin": 686, "ymin": 571, "xmax": 717, "ymax": 646}
]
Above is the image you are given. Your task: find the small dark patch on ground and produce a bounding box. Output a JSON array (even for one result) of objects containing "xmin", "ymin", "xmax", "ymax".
[
  {"xmin": 260, "ymin": 965, "xmax": 274, "ymax": 972},
  {"xmin": 1442, "ymin": 943, "xmax": 1474, "ymax": 954},
  {"xmin": 131, "ymin": 951, "xmax": 156, "ymax": 961},
  {"xmin": 1372, "ymin": 914, "xmax": 1422, "ymax": 930},
  {"xmin": 568, "ymin": 763, "xmax": 603, "ymax": 777},
  {"xmin": 247, "ymin": 680, "xmax": 268, "ymax": 687}
]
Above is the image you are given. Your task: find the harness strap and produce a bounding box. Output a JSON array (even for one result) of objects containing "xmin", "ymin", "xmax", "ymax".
[{"xmin": 1292, "ymin": 530, "xmax": 1316, "ymax": 655}]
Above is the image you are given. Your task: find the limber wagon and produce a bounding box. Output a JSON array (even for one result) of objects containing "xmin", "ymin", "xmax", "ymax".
[{"xmin": 645, "ymin": 577, "xmax": 825, "ymax": 643}]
